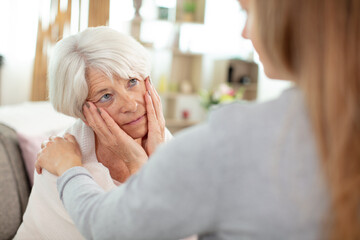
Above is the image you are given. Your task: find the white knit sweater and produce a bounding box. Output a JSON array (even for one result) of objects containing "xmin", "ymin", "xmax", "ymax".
[{"xmin": 14, "ymin": 119, "xmax": 173, "ymax": 240}]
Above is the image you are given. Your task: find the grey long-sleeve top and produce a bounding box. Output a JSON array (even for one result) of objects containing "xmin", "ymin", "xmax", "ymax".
[{"xmin": 57, "ymin": 87, "xmax": 329, "ymax": 240}]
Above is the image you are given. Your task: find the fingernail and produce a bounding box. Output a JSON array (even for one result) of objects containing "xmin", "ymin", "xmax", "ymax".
[
  {"xmin": 97, "ymin": 108, "xmax": 102, "ymax": 115},
  {"xmin": 85, "ymin": 102, "xmax": 90, "ymax": 108}
]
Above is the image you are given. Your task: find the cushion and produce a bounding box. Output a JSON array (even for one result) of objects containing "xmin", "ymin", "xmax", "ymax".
[
  {"xmin": 16, "ymin": 133, "xmax": 49, "ymax": 185},
  {"xmin": 0, "ymin": 123, "xmax": 30, "ymax": 240}
]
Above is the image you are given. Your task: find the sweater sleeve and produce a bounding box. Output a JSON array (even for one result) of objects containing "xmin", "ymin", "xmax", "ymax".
[{"xmin": 57, "ymin": 123, "xmax": 220, "ymax": 240}]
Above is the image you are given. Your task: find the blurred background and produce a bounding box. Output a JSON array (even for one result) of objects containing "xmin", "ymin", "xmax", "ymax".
[
  {"xmin": 0, "ymin": 0, "xmax": 291, "ymax": 133},
  {"xmin": 0, "ymin": 3, "xmax": 293, "ymax": 236}
]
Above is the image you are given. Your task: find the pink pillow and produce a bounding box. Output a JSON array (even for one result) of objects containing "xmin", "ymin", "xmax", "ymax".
[{"xmin": 17, "ymin": 133, "xmax": 49, "ymax": 186}]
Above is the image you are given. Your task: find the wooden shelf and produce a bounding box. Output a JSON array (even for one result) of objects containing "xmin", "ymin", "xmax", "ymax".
[
  {"xmin": 160, "ymin": 92, "xmax": 198, "ymax": 99},
  {"xmin": 172, "ymin": 49, "xmax": 203, "ymax": 56},
  {"xmin": 165, "ymin": 118, "xmax": 199, "ymax": 127},
  {"xmin": 128, "ymin": 18, "xmax": 204, "ymax": 26},
  {"xmin": 165, "ymin": 118, "xmax": 200, "ymax": 134},
  {"xmin": 128, "ymin": 0, "xmax": 206, "ymax": 133},
  {"xmin": 173, "ymin": 20, "xmax": 204, "ymax": 25}
]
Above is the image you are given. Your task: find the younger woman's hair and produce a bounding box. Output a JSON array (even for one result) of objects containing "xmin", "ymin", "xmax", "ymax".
[
  {"xmin": 48, "ymin": 26, "xmax": 151, "ymax": 119},
  {"xmin": 253, "ymin": 0, "xmax": 360, "ymax": 239}
]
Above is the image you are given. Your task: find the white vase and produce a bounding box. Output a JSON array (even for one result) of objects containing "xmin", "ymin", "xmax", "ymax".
[{"xmin": 180, "ymin": 80, "xmax": 193, "ymax": 94}]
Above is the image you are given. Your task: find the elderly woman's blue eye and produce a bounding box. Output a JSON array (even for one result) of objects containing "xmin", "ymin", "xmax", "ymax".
[
  {"xmin": 99, "ymin": 94, "xmax": 112, "ymax": 103},
  {"xmin": 129, "ymin": 78, "xmax": 139, "ymax": 87}
]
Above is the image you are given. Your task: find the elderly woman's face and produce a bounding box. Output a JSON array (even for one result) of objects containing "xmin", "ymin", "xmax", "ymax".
[{"xmin": 86, "ymin": 68, "xmax": 148, "ymax": 139}]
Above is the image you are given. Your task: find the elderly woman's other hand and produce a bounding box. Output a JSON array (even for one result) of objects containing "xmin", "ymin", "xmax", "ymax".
[
  {"xmin": 36, "ymin": 134, "xmax": 82, "ymax": 176},
  {"xmin": 83, "ymin": 102, "xmax": 148, "ymax": 174},
  {"xmin": 142, "ymin": 77, "xmax": 166, "ymax": 156}
]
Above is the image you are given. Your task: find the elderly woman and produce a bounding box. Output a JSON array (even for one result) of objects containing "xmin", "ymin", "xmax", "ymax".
[{"xmin": 15, "ymin": 27, "xmax": 172, "ymax": 239}]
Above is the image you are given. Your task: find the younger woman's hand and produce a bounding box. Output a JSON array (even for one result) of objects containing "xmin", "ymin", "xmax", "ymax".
[
  {"xmin": 83, "ymin": 102, "xmax": 148, "ymax": 174},
  {"xmin": 36, "ymin": 133, "xmax": 82, "ymax": 176},
  {"xmin": 142, "ymin": 77, "xmax": 166, "ymax": 156}
]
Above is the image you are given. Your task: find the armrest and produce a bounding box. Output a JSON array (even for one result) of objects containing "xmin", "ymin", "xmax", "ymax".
[{"xmin": 0, "ymin": 123, "xmax": 30, "ymax": 239}]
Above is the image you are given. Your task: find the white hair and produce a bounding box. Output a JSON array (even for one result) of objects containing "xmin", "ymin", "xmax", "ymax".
[{"xmin": 48, "ymin": 26, "xmax": 151, "ymax": 119}]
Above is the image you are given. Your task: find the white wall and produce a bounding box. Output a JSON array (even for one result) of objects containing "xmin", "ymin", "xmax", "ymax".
[
  {"xmin": 0, "ymin": 0, "xmax": 40, "ymax": 105},
  {"xmin": 0, "ymin": 0, "xmax": 291, "ymax": 106}
]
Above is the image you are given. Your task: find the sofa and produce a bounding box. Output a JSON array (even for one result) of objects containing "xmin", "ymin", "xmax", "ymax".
[
  {"xmin": 0, "ymin": 101, "xmax": 76, "ymax": 239},
  {"xmin": 0, "ymin": 123, "xmax": 30, "ymax": 239}
]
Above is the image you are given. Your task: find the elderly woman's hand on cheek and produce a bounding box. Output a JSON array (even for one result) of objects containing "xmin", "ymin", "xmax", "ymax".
[
  {"xmin": 82, "ymin": 102, "xmax": 148, "ymax": 175},
  {"xmin": 142, "ymin": 77, "xmax": 166, "ymax": 156},
  {"xmin": 36, "ymin": 134, "xmax": 82, "ymax": 176}
]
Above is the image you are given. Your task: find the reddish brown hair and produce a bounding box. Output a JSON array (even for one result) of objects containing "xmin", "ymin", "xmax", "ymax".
[{"xmin": 253, "ymin": 0, "xmax": 360, "ymax": 239}]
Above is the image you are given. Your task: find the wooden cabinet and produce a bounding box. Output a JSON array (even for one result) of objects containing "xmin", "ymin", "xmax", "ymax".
[
  {"xmin": 213, "ymin": 59, "xmax": 259, "ymax": 101},
  {"xmin": 128, "ymin": 0, "xmax": 207, "ymax": 133}
]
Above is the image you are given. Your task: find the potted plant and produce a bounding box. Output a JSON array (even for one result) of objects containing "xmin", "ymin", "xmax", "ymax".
[
  {"xmin": 199, "ymin": 83, "xmax": 245, "ymax": 110},
  {"xmin": 182, "ymin": 1, "xmax": 196, "ymax": 22}
]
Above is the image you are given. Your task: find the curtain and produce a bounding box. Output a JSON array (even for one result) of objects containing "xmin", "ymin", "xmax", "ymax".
[{"xmin": 31, "ymin": 0, "xmax": 109, "ymax": 101}]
